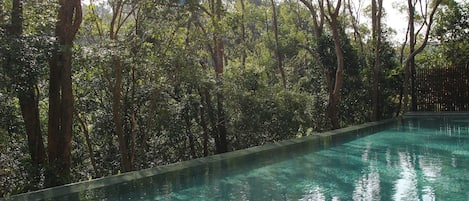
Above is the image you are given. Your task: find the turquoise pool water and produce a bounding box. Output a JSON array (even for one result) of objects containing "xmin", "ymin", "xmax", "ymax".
[{"xmin": 18, "ymin": 117, "xmax": 469, "ymax": 200}]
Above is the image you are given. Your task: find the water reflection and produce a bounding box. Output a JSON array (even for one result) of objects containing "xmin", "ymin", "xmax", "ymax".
[
  {"xmin": 353, "ymin": 143, "xmax": 381, "ymax": 201},
  {"xmin": 386, "ymin": 148, "xmax": 392, "ymax": 168},
  {"xmin": 352, "ymin": 161, "xmax": 380, "ymax": 201},
  {"xmin": 393, "ymin": 152, "xmax": 418, "ymax": 201},
  {"xmin": 421, "ymin": 186, "xmax": 436, "ymax": 201},
  {"xmin": 419, "ymin": 152, "xmax": 442, "ymax": 201},
  {"xmin": 300, "ymin": 186, "xmax": 326, "ymax": 201},
  {"xmin": 419, "ymin": 155, "xmax": 442, "ymax": 181}
]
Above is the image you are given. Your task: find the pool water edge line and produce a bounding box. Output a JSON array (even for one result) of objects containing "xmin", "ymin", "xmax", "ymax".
[
  {"xmin": 404, "ymin": 111, "xmax": 469, "ymax": 117},
  {"xmin": 5, "ymin": 118, "xmax": 398, "ymax": 201}
]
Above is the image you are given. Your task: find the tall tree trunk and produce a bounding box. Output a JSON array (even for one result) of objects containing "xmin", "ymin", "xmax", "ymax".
[
  {"xmin": 240, "ymin": 0, "xmax": 247, "ymax": 68},
  {"xmin": 112, "ymin": 58, "xmax": 132, "ymax": 172},
  {"xmin": 129, "ymin": 65, "xmax": 137, "ymax": 170},
  {"xmin": 324, "ymin": 0, "xmax": 344, "ymax": 129},
  {"xmin": 403, "ymin": 0, "xmax": 442, "ymax": 113},
  {"xmin": 398, "ymin": 24, "xmax": 410, "ymax": 115},
  {"xmin": 185, "ymin": 87, "xmax": 197, "ymax": 159},
  {"xmin": 371, "ymin": 0, "xmax": 383, "ymax": 121},
  {"xmin": 215, "ymin": 84, "xmax": 228, "ymax": 153},
  {"xmin": 76, "ymin": 112, "xmax": 99, "ymax": 177},
  {"xmin": 203, "ymin": 87, "xmax": 220, "ymax": 152},
  {"xmin": 407, "ymin": 0, "xmax": 415, "ymax": 112},
  {"xmin": 0, "ymin": 2, "xmax": 4, "ymax": 25},
  {"xmin": 108, "ymin": 0, "xmax": 137, "ymax": 173},
  {"xmin": 271, "ymin": 0, "xmax": 287, "ymax": 88},
  {"xmin": 19, "ymin": 92, "xmax": 46, "ymax": 166},
  {"xmin": 184, "ymin": 105, "xmax": 197, "ymax": 159},
  {"xmin": 47, "ymin": 0, "xmax": 82, "ymax": 187},
  {"xmin": 213, "ymin": 0, "xmax": 228, "ymax": 154},
  {"xmin": 8, "ymin": 0, "xmax": 46, "ymax": 168},
  {"xmin": 198, "ymin": 87, "xmax": 210, "ymax": 157}
]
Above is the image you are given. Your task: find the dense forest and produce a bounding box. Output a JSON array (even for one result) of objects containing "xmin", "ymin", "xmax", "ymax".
[{"xmin": 0, "ymin": 0, "xmax": 467, "ymax": 197}]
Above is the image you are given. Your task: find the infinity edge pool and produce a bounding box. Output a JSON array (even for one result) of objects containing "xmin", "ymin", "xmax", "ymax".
[{"xmin": 5, "ymin": 117, "xmax": 402, "ymax": 201}]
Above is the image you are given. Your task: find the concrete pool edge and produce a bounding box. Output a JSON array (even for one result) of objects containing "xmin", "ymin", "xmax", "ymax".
[
  {"xmin": 5, "ymin": 118, "xmax": 397, "ymax": 201},
  {"xmin": 404, "ymin": 111, "xmax": 469, "ymax": 116}
]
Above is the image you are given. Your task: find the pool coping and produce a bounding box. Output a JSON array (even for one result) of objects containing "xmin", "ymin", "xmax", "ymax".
[
  {"xmin": 5, "ymin": 118, "xmax": 397, "ymax": 201},
  {"xmin": 404, "ymin": 111, "xmax": 469, "ymax": 116}
]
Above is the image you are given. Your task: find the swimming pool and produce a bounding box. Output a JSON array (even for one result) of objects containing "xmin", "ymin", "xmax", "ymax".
[{"xmin": 9, "ymin": 116, "xmax": 469, "ymax": 200}]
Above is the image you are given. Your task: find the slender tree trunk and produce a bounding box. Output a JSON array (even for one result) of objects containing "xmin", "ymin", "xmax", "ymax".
[
  {"xmin": 407, "ymin": 0, "xmax": 415, "ymax": 112},
  {"xmin": 198, "ymin": 87, "xmax": 210, "ymax": 157},
  {"xmin": 326, "ymin": 95, "xmax": 340, "ymax": 129},
  {"xmin": 8, "ymin": 0, "xmax": 46, "ymax": 168},
  {"xmin": 300, "ymin": 0, "xmax": 344, "ymax": 128},
  {"xmin": 188, "ymin": 130, "xmax": 197, "ymax": 159},
  {"xmin": 130, "ymin": 65, "xmax": 137, "ymax": 169},
  {"xmin": 112, "ymin": 58, "xmax": 132, "ymax": 172},
  {"xmin": 240, "ymin": 0, "xmax": 247, "ymax": 68},
  {"xmin": 76, "ymin": 112, "xmax": 99, "ymax": 177},
  {"xmin": 271, "ymin": 0, "xmax": 286, "ymax": 88},
  {"xmin": 215, "ymin": 84, "xmax": 228, "ymax": 153},
  {"xmin": 19, "ymin": 92, "xmax": 46, "ymax": 166},
  {"xmin": 300, "ymin": 1, "xmax": 349, "ymax": 128},
  {"xmin": 108, "ymin": 0, "xmax": 137, "ymax": 172},
  {"xmin": 0, "ymin": 2, "xmax": 4, "ymax": 25},
  {"xmin": 371, "ymin": 0, "xmax": 383, "ymax": 121},
  {"xmin": 203, "ymin": 87, "xmax": 220, "ymax": 151},
  {"xmin": 398, "ymin": 24, "xmax": 409, "ymax": 115},
  {"xmin": 403, "ymin": 0, "xmax": 442, "ymax": 113},
  {"xmin": 213, "ymin": 0, "xmax": 228, "ymax": 154},
  {"xmin": 324, "ymin": 0, "xmax": 344, "ymax": 129},
  {"xmin": 47, "ymin": 45, "xmax": 61, "ymax": 183},
  {"xmin": 214, "ymin": 44, "xmax": 227, "ymax": 153},
  {"xmin": 47, "ymin": 0, "xmax": 82, "ymax": 187},
  {"xmin": 185, "ymin": 107, "xmax": 197, "ymax": 159}
]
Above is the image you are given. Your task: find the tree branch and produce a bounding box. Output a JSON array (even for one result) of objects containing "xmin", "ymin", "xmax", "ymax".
[{"xmin": 403, "ymin": 0, "xmax": 442, "ymax": 65}]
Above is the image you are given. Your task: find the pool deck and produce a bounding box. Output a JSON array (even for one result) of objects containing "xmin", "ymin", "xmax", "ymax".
[{"xmin": 5, "ymin": 118, "xmax": 398, "ymax": 201}]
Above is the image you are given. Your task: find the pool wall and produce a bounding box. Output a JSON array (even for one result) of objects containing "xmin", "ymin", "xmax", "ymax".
[{"xmin": 5, "ymin": 118, "xmax": 397, "ymax": 201}]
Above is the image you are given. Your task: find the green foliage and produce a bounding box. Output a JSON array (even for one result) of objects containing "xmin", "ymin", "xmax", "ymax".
[
  {"xmin": 23, "ymin": 1, "xmax": 58, "ymax": 35},
  {"xmin": 0, "ymin": 91, "xmax": 46, "ymax": 197},
  {"xmin": 225, "ymin": 65, "xmax": 318, "ymax": 149},
  {"xmin": 433, "ymin": 1, "xmax": 469, "ymax": 68},
  {"xmin": 378, "ymin": 41, "xmax": 400, "ymax": 118},
  {"xmin": 0, "ymin": 0, "xmax": 55, "ymax": 197}
]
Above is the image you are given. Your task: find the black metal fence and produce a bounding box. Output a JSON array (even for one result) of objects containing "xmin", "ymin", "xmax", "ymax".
[{"xmin": 416, "ymin": 66, "xmax": 469, "ymax": 111}]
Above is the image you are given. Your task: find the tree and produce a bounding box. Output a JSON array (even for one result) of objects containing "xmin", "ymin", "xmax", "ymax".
[
  {"xmin": 401, "ymin": 0, "xmax": 442, "ymax": 112},
  {"xmin": 212, "ymin": 0, "xmax": 229, "ymax": 154},
  {"xmin": 4, "ymin": 0, "xmax": 46, "ymax": 168},
  {"xmin": 346, "ymin": 0, "xmax": 364, "ymax": 54},
  {"xmin": 240, "ymin": 0, "xmax": 247, "ymax": 67},
  {"xmin": 271, "ymin": 0, "xmax": 287, "ymax": 88},
  {"xmin": 3, "ymin": 0, "xmax": 456, "ymax": 196},
  {"xmin": 371, "ymin": 0, "xmax": 383, "ymax": 121},
  {"xmin": 299, "ymin": 0, "xmax": 324, "ymax": 38},
  {"xmin": 84, "ymin": 0, "xmax": 139, "ymax": 173},
  {"xmin": 323, "ymin": 0, "xmax": 344, "ymax": 129},
  {"xmin": 47, "ymin": 0, "xmax": 82, "ymax": 186},
  {"xmin": 108, "ymin": 0, "xmax": 137, "ymax": 173},
  {"xmin": 299, "ymin": 0, "xmax": 352, "ymax": 129}
]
